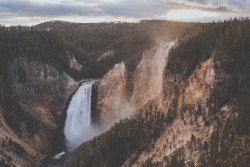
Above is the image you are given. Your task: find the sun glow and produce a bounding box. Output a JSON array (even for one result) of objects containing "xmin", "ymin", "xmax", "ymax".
[{"xmin": 166, "ymin": 9, "xmax": 218, "ymax": 21}]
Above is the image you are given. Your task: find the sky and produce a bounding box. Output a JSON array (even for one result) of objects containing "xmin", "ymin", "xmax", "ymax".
[{"xmin": 0, "ymin": 0, "xmax": 250, "ymax": 26}]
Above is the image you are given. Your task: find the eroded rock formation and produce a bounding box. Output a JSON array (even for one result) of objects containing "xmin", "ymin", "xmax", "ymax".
[
  {"xmin": 0, "ymin": 57, "xmax": 78, "ymax": 166},
  {"xmin": 96, "ymin": 41, "xmax": 175, "ymax": 129},
  {"xmin": 95, "ymin": 42, "xmax": 236, "ymax": 167}
]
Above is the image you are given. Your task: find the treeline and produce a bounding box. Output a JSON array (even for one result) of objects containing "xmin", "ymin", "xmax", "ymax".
[
  {"xmin": 0, "ymin": 21, "xmax": 195, "ymax": 80},
  {"xmin": 168, "ymin": 18, "xmax": 250, "ymax": 133},
  {"xmin": 66, "ymin": 107, "xmax": 167, "ymax": 167},
  {"xmin": 37, "ymin": 20, "xmax": 198, "ymax": 77},
  {"xmin": 167, "ymin": 18, "xmax": 250, "ymax": 166},
  {"xmin": 0, "ymin": 25, "xmax": 89, "ymax": 80},
  {"xmin": 168, "ymin": 17, "xmax": 250, "ymax": 77}
]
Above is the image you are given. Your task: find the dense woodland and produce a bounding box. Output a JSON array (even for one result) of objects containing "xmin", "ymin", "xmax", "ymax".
[
  {"xmin": 36, "ymin": 20, "xmax": 199, "ymax": 78},
  {"xmin": 66, "ymin": 18, "xmax": 250, "ymax": 167},
  {"xmin": 166, "ymin": 18, "xmax": 250, "ymax": 166},
  {"xmin": 168, "ymin": 17, "xmax": 250, "ymax": 136},
  {"xmin": 0, "ymin": 20, "xmax": 197, "ymax": 80},
  {"xmin": 0, "ymin": 26, "xmax": 81, "ymax": 78}
]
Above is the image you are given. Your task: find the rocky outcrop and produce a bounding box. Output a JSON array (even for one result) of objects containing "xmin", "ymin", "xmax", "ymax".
[
  {"xmin": 96, "ymin": 41, "xmax": 175, "ymax": 129},
  {"xmin": 122, "ymin": 57, "xmax": 217, "ymax": 166},
  {"xmin": 161, "ymin": 57, "xmax": 216, "ymax": 116},
  {"xmin": 66, "ymin": 51, "xmax": 83, "ymax": 72},
  {"xmin": 1, "ymin": 56, "xmax": 78, "ymax": 165},
  {"xmin": 129, "ymin": 41, "xmax": 175, "ymax": 110},
  {"xmin": 96, "ymin": 62, "xmax": 132, "ymax": 129},
  {"xmin": 95, "ymin": 40, "xmax": 235, "ymax": 166},
  {"xmin": 125, "ymin": 104, "xmax": 235, "ymax": 167},
  {"xmin": 123, "ymin": 54, "xmax": 236, "ymax": 166}
]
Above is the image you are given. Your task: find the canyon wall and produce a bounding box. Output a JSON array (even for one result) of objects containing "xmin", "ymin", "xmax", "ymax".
[
  {"xmin": 96, "ymin": 42, "xmax": 237, "ymax": 167},
  {"xmin": 0, "ymin": 56, "xmax": 78, "ymax": 166},
  {"xmin": 123, "ymin": 54, "xmax": 236, "ymax": 166},
  {"xmin": 96, "ymin": 41, "xmax": 175, "ymax": 129}
]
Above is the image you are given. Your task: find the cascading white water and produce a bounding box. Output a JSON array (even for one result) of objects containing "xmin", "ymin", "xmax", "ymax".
[{"xmin": 64, "ymin": 81, "xmax": 98, "ymax": 151}]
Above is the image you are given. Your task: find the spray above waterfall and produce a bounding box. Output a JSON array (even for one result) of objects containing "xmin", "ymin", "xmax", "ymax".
[{"xmin": 64, "ymin": 81, "xmax": 99, "ymax": 151}]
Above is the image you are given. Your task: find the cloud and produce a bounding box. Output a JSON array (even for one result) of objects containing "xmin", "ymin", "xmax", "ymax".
[
  {"xmin": 0, "ymin": 0, "xmax": 249, "ymax": 25},
  {"xmin": 0, "ymin": 0, "xmax": 102, "ymax": 17},
  {"xmin": 176, "ymin": 0, "xmax": 250, "ymax": 11}
]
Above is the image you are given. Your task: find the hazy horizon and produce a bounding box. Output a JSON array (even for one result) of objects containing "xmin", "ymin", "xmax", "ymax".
[{"xmin": 0, "ymin": 0, "xmax": 250, "ymax": 26}]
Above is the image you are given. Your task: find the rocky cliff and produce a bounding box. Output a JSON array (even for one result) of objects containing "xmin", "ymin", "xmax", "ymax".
[
  {"xmin": 123, "ymin": 55, "xmax": 236, "ymax": 166},
  {"xmin": 65, "ymin": 19, "xmax": 250, "ymax": 167},
  {"xmin": 96, "ymin": 62, "xmax": 131, "ymax": 129},
  {"xmin": 95, "ymin": 42, "xmax": 240, "ymax": 167},
  {"xmin": 65, "ymin": 51, "xmax": 84, "ymax": 73},
  {"xmin": 96, "ymin": 41, "xmax": 175, "ymax": 129},
  {"xmin": 0, "ymin": 56, "xmax": 78, "ymax": 166}
]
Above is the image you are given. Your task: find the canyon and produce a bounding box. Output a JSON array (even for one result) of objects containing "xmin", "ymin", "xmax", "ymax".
[
  {"xmin": 0, "ymin": 56, "xmax": 79, "ymax": 166},
  {"xmin": 0, "ymin": 19, "xmax": 249, "ymax": 167}
]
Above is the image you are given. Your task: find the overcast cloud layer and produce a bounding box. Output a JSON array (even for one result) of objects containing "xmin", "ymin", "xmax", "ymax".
[{"xmin": 0, "ymin": 0, "xmax": 249, "ymax": 25}]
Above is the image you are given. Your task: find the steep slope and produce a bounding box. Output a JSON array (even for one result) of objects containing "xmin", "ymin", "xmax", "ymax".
[
  {"xmin": 124, "ymin": 57, "xmax": 233, "ymax": 166},
  {"xmin": 124, "ymin": 19, "xmax": 250, "ymax": 167},
  {"xmin": 66, "ymin": 18, "xmax": 250, "ymax": 167},
  {"xmin": 0, "ymin": 56, "xmax": 78, "ymax": 166},
  {"xmin": 129, "ymin": 41, "xmax": 175, "ymax": 110},
  {"xmin": 96, "ymin": 41, "xmax": 175, "ymax": 129},
  {"xmin": 0, "ymin": 21, "xmax": 195, "ymax": 166},
  {"xmin": 0, "ymin": 106, "xmax": 42, "ymax": 167},
  {"xmin": 96, "ymin": 62, "xmax": 132, "ymax": 129}
]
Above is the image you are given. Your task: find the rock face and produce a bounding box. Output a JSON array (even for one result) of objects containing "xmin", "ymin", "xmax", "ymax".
[
  {"xmin": 123, "ymin": 54, "xmax": 236, "ymax": 167},
  {"xmin": 96, "ymin": 41, "xmax": 236, "ymax": 166},
  {"xmin": 129, "ymin": 42, "xmax": 175, "ymax": 110},
  {"xmin": 96, "ymin": 62, "xmax": 132, "ymax": 129},
  {"xmin": 65, "ymin": 51, "xmax": 84, "ymax": 72},
  {"xmin": 96, "ymin": 41, "xmax": 175, "ymax": 129},
  {"xmin": 161, "ymin": 58, "xmax": 216, "ymax": 116},
  {"xmin": 124, "ymin": 57, "xmax": 220, "ymax": 166},
  {"xmin": 1, "ymin": 56, "xmax": 78, "ymax": 166}
]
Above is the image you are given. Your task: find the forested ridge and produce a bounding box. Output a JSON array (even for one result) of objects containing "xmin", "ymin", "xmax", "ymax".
[
  {"xmin": 66, "ymin": 18, "xmax": 250, "ymax": 167},
  {"xmin": 36, "ymin": 20, "xmax": 198, "ymax": 78},
  {"xmin": 168, "ymin": 18, "xmax": 250, "ymax": 136},
  {"xmin": 0, "ymin": 26, "xmax": 84, "ymax": 79},
  {"xmin": 0, "ymin": 20, "xmax": 196, "ymax": 80},
  {"xmin": 167, "ymin": 17, "xmax": 250, "ymax": 167}
]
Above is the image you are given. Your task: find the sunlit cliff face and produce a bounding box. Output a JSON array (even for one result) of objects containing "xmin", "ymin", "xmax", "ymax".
[{"xmin": 166, "ymin": 9, "xmax": 218, "ymax": 21}]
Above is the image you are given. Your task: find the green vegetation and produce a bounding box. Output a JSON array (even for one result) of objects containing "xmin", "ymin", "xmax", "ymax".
[
  {"xmin": 1, "ymin": 18, "xmax": 249, "ymax": 166},
  {"xmin": 0, "ymin": 25, "xmax": 84, "ymax": 79},
  {"xmin": 37, "ymin": 20, "xmax": 196, "ymax": 77},
  {"xmin": 168, "ymin": 17, "xmax": 250, "ymax": 132},
  {"xmin": 66, "ymin": 18, "xmax": 250, "ymax": 167},
  {"xmin": 66, "ymin": 107, "xmax": 166, "ymax": 167},
  {"xmin": 0, "ymin": 21, "xmax": 196, "ymax": 80},
  {"xmin": 168, "ymin": 18, "xmax": 250, "ymax": 166},
  {"xmin": 217, "ymin": 135, "xmax": 250, "ymax": 167},
  {"xmin": 168, "ymin": 17, "xmax": 250, "ymax": 79}
]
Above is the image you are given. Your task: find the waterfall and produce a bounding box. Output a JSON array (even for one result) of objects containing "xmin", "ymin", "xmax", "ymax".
[{"xmin": 64, "ymin": 81, "xmax": 98, "ymax": 151}]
